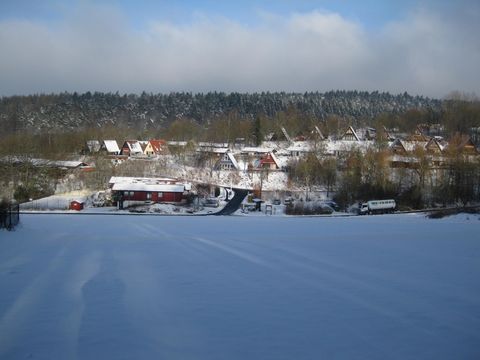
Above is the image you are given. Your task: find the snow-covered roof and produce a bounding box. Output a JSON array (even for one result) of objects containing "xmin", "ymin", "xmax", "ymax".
[
  {"xmin": 110, "ymin": 176, "xmax": 189, "ymax": 192},
  {"xmin": 86, "ymin": 140, "xmax": 101, "ymax": 152},
  {"xmin": 340, "ymin": 126, "xmax": 360, "ymax": 141},
  {"xmin": 103, "ymin": 140, "xmax": 120, "ymax": 153},
  {"xmin": 124, "ymin": 140, "xmax": 143, "ymax": 154},
  {"xmin": 286, "ymin": 141, "xmax": 315, "ymax": 153},
  {"xmin": 198, "ymin": 142, "xmax": 229, "ymax": 148},
  {"xmin": 109, "ymin": 176, "xmax": 179, "ymax": 185},
  {"xmin": 399, "ymin": 140, "xmax": 428, "ymax": 152},
  {"xmin": 269, "ymin": 152, "xmax": 282, "ymax": 168},
  {"xmin": 324, "ymin": 140, "xmax": 373, "ymax": 154},
  {"xmin": 241, "ymin": 147, "xmax": 273, "ymax": 154},
  {"xmin": 197, "ymin": 147, "xmax": 229, "ymax": 154},
  {"xmin": 112, "ymin": 183, "xmax": 186, "ymax": 193},
  {"xmin": 7, "ymin": 158, "xmax": 90, "ymax": 169},
  {"xmin": 167, "ymin": 141, "xmax": 188, "ymax": 147},
  {"xmin": 226, "ymin": 152, "xmax": 239, "ymax": 169},
  {"xmin": 390, "ymin": 155, "xmax": 419, "ymax": 163}
]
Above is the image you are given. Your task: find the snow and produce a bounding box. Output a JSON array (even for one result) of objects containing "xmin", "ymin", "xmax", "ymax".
[
  {"xmin": 1, "ymin": 214, "xmax": 480, "ymax": 359},
  {"xmin": 102, "ymin": 140, "xmax": 120, "ymax": 154}
]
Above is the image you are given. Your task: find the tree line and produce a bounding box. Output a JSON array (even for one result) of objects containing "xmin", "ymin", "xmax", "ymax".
[{"xmin": 0, "ymin": 90, "xmax": 441, "ymax": 136}]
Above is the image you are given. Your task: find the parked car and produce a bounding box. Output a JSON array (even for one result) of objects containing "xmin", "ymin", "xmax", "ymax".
[
  {"xmin": 273, "ymin": 199, "xmax": 281, "ymax": 205},
  {"xmin": 203, "ymin": 198, "xmax": 219, "ymax": 208},
  {"xmin": 284, "ymin": 197, "xmax": 294, "ymax": 205},
  {"xmin": 322, "ymin": 200, "xmax": 340, "ymax": 211}
]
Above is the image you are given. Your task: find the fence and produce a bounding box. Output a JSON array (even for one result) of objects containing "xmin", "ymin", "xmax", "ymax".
[{"xmin": 0, "ymin": 204, "xmax": 20, "ymax": 230}]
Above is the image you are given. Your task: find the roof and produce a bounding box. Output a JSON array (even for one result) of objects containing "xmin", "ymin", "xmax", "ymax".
[
  {"xmin": 313, "ymin": 126, "xmax": 325, "ymax": 140},
  {"xmin": 109, "ymin": 176, "xmax": 189, "ymax": 193},
  {"xmin": 86, "ymin": 140, "xmax": 101, "ymax": 152},
  {"xmin": 112, "ymin": 183, "xmax": 186, "ymax": 193},
  {"xmin": 241, "ymin": 147, "xmax": 273, "ymax": 154},
  {"xmin": 324, "ymin": 140, "xmax": 373, "ymax": 154},
  {"xmin": 286, "ymin": 141, "xmax": 314, "ymax": 153},
  {"xmin": 260, "ymin": 153, "xmax": 280, "ymax": 168},
  {"xmin": 148, "ymin": 139, "xmax": 167, "ymax": 153},
  {"xmin": 198, "ymin": 142, "xmax": 229, "ymax": 148},
  {"xmin": 197, "ymin": 147, "xmax": 229, "ymax": 154},
  {"xmin": 103, "ymin": 140, "xmax": 120, "ymax": 153},
  {"xmin": 109, "ymin": 176, "xmax": 179, "ymax": 185},
  {"xmin": 226, "ymin": 152, "xmax": 239, "ymax": 169},
  {"xmin": 167, "ymin": 141, "xmax": 188, "ymax": 147},
  {"xmin": 340, "ymin": 126, "xmax": 360, "ymax": 141},
  {"xmin": 124, "ymin": 140, "xmax": 143, "ymax": 154}
]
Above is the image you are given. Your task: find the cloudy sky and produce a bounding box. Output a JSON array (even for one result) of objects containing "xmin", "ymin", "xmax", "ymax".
[{"xmin": 0, "ymin": 0, "xmax": 479, "ymax": 98}]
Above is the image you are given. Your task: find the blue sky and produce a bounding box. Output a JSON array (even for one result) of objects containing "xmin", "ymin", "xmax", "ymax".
[
  {"xmin": 0, "ymin": 0, "xmax": 450, "ymax": 27},
  {"xmin": 0, "ymin": 0, "xmax": 478, "ymax": 97}
]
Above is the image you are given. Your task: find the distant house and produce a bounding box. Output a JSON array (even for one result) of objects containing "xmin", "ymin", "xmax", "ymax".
[
  {"xmin": 101, "ymin": 140, "xmax": 120, "ymax": 155},
  {"xmin": 389, "ymin": 139, "xmax": 408, "ymax": 155},
  {"xmin": 340, "ymin": 126, "xmax": 360, "ymax": 141},
  {"xmin": 286, "ymin": 142, "xmax": 314, "ymax": 157},
  {"xmin": 85, "ymin": 140, "xmax": 101, "ymax": 153},
  {"xmin": 312, "ymin": 126, "xmax": 326, "ymax": 141},
  {"xmin": 241, "ymin": 147, "xmax": 273, "ymax": 156},
  {"xmin": 144, "ymin": 139, "xmax": 168, "ymax": 156},
  {"xmin": 259, "ymin": 152, "xmax": 281, "ymax": 170},
  {"xmin": 121, "ymin": 140, "xmax": 143, "ymax": 156},
  {"xmin": 447, "ymin": 135, "xmax": 478, "ymax": 156},
  {"xmin": 389, "ymin": 138, "xmax": 428, "ymax": 154},
  {"xmin": 109, "ymin": 176, "xmax": 192, "ymax": 205},
  {"xmin": 214, "ymin": 152, "xmax": 239, "ymax": 171},
  {"xmin": 425, "ymin": 138, "xmax": 447, "ymax": 154},
  {"xmin": 406, "ymin": 129, "xmax": 431, "ymax": 142},
  {"xmin": 197, "ymin": 142, "xmax": 229, "ymax": 150}
]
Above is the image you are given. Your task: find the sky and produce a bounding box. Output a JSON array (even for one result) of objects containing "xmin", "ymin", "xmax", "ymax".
[{"xmin": 0, "ymin": 0, "xmax": 479, "ymax": 98}]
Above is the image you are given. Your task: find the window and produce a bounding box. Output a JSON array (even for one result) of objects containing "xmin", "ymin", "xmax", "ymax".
[
  {"xmin": 146, "ymin": 192, "xmax": 152, "ymax": 200},
  {"xmin": 158, "ymin": 192, "xmax": 163, "ymax": 198},
  {"xmin": 129, "ymin": 191, "xmax": 134, "ymax": 197},
  {"xmin": 124, "ymin": 191, "xmax": 129, "ymax": 197}
]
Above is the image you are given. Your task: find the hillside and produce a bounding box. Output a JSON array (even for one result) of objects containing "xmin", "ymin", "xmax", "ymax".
[{"xmin": 0, "ymin": 91, "xmax": 441, "ymax": 134}]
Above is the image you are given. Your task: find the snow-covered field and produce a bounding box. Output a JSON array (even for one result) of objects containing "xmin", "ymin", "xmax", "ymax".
[{"xmin": 1, "ymin": 214, "xmax": 479, "ymax": 359}]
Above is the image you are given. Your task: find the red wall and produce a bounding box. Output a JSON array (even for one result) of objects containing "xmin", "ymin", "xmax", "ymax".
[{"xmin": 120, "ymin": 191, "xmax": 184, "ymax": 203}]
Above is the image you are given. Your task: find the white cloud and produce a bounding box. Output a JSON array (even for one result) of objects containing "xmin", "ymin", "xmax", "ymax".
[{"xmin": 0, "ymin": 4, "xmax": 478, "ymax": 97}]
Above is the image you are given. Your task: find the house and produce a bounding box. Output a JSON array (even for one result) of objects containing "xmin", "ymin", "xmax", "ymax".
[
  {"xmin": 198, "ymin": 142, "xmax": 229, "ymax": 149},
  {"xmin": 214, "ymin": 152, "xmax": 239, "ymax": 170},
  {"xmin": 241, "ymin": 147, "xmax": 273, "ymax": 156},
  {"xmin": 121, "ymin": 140, "xmax": 144, "ymax": 156},
  {"xmin": 144, "ymin": 139, "xmax": 168, "ymax": 156},
  {"xmin": 259, "ymin": 152, "xmax": 281, "ymax": 170},
  {"xmin": 406, "ymin": 128, "xmax": 431, "ymax": 142},
  {"xmin": 109, "ymin": 176, "xmax": 192, "ymax": 205},
  {"xmin": 340, "ymin": 126, "xmax": 360, "ymax": 141},
  {"xmin": 312, "ymin": 126, "xmax": 326, "ymax": 141},
  {"xmin": 425, "ymin": 138, "xmax": 447, "ymax": 154},
  {"xmin": 389, "ymin": 139, "xmax": 408, "ymax": 155},
  {"xmin": 389, "ymin": 138, "xmax": 428, "ymax": 155},
  {"xmin": 446, "ymin": 135, "xmax": 478, "ymax": 156},
  {"xmin": 85, "ymin": 140, "xmax": 101, "ymax": 153},
  {"xmin": 264, "ymin": 126, "xmax": 293, "ymax": 143},
  {"xmin": 286, "ymin": 141, "xmax": 315, "ymax": 157},
  {"xmin": 101, "ymin": 140, "xmax": 120, "ymax": 155}
]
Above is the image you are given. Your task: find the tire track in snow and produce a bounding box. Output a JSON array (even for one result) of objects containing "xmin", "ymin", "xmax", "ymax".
[
  {"xmin": 0, "ymin": 246, "xmax": 68, "ymax": 358},
  {"xmin": 61, "ymin": 250, "xmax": 102, "ymax": 360},
  {"xmin": 191, "ymin": 236, "xmax": 273, "ymax": 268}
]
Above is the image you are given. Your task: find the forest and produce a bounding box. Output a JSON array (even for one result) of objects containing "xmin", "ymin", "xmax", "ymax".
[{"xmin": 1, "ymin": 91, "xmax": 479, "ymax": 211}]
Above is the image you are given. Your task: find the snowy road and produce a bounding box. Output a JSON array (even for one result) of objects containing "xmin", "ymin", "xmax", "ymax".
[{"xmin": 1, "ymin": 214, "xmax": 479, "ymax": 359}]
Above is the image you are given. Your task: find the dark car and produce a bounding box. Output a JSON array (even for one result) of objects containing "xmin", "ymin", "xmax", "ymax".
[{"xmin": 322, "ymin": 200, "xmax": 340, "ymax": 211}]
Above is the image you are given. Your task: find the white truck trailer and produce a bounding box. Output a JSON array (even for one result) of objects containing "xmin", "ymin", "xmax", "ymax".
[{"xmin": 359, "ymin": 199, "xmax": 396, "ymax": 215}]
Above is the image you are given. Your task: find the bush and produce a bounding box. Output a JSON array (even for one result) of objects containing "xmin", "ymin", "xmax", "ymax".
[{"xmin": 285, "ymin": 202, "xmax": 333, "ymax": 215}]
